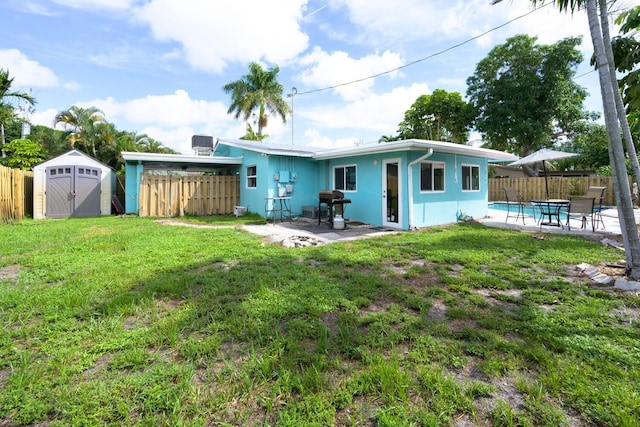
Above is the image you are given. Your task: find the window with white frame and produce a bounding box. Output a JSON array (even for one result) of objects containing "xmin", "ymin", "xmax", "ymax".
[
  {"xmin": 420, "ymin": 161, "xmax": 445, "ymax": 192},
  {"xmin": 334, "ymin": 165, "xmax": 356, "ymax": 191},
  {"xmin": 462, "ymin": 164, "xmax": 480, "ymax": 191},
  {"xmin": 246, "ymin": 165, "xmax": 257, "ymax": 188}
]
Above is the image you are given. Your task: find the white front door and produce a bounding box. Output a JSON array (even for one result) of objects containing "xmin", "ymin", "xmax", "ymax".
[{"xmin": 382, "ymin": 158, "xmax": 401, "ymax": 228}]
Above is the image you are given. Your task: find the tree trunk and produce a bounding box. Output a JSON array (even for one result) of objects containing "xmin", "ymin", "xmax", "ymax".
[
  {"xmin": 598, "ymin": 0, "xmax": 640, "ymax": 203},
  {"xmin": 587, "ymin": 0, "xmax": 640, "ymax": 279},
  {"xmin": 257, "ymin": 102, "xmax": 266, "ymax": 138}
]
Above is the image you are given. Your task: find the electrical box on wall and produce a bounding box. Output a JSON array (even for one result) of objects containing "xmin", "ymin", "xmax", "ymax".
[{"xmin": 279, "ymin": 171, "xmax": 290, "ymax": 183}]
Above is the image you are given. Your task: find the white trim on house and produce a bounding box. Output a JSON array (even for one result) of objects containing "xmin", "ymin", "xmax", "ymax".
[
  {"xmin": 311, "ymin": 139, "xmax": 518, "ymax": 162},
  {"xmin": 218, "ymin": 138, "xmax": 518, "ymax": 162}
]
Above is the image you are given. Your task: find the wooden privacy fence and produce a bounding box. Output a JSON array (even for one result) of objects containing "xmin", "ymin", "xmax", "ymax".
[
  {"xmin": 0, "ymin": 164, "xmax": 33, "ymax": 222},
  {"xmin": 489, "ymin": 176, "xmax": 628, "ymax": 206},
  {"xmin": 139, "ymin": 175, "xmax": 240, "ymax": 217}
]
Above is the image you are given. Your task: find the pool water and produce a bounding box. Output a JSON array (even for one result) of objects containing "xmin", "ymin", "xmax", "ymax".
[{"xmin": 489, "ymin": 202, "xmax": 538, "ymax": 218}]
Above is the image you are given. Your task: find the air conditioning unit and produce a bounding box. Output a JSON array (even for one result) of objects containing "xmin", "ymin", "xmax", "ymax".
[
  {"xmin": 192, "ymin": 135, "xmax": 215, "ymax": 155},
  {"xmin": 302, "ymin": 205, "xmax": 328, "ymax": 219}
]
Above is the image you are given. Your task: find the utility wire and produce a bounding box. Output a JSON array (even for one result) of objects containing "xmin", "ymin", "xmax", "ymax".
[{"xmin": 295, "ymin": 2, "xmax": 553, "ymax": 97}]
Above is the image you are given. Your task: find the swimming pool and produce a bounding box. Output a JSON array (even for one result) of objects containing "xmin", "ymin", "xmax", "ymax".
[{"xmin": 489, "ymin": 202, "xmax": 538, "ymax": 218}]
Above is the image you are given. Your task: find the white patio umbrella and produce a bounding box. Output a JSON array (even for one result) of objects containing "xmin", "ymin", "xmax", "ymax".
[{"xmin": 509, "ymin": 148, "xmax": 579, "ymax": 199}]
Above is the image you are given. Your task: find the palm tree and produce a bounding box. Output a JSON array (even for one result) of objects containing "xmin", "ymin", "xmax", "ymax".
[
  {"xmin": 0, "ymin": 68, "xmax": 35, "ymax": 153},
  {"xmin": 223, "ymin": 62, "xmax": 290, "ymax": 139},
  {"xmin": 54, "ymin": 106, "xmax": 107, "ymax": 158},
  {"xmin": 494, "ymin": 0, "xmax": 640, "ymax": 278},
  {"xmin": 240, "ymin": 123, "xmax": 268, "ymax": 141}
]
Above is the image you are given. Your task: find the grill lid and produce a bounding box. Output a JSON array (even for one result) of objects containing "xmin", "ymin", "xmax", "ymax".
[{"xmin": 319, "ymin": 190, "xmax": 344, "ymax": 201}]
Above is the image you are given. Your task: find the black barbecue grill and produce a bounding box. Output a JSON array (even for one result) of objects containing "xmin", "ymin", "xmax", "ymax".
[{"xmin": 318, "ymin": 190, "xmax": 351, "ymax": 227}]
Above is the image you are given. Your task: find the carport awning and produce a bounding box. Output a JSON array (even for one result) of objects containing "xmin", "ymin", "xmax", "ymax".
[{"xmin": 122, "ymin": 151, "xmax": 243, "ymax": 172}]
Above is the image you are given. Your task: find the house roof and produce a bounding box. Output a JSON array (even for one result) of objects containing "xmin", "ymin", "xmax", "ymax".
[
  {"xmin": 218, "ymin": 138, "xmax": 518, "ymax": 162},
  {"xmin": 120, "ymin": 138, "xmax": 517, "ymax": 169},
  {"xmin": 313, "ymin": 139, "xmax": 518, "ymax": 162},
  {"xmin": 216, "ymin": 138, "xmax": 317, "ymax": 157}
]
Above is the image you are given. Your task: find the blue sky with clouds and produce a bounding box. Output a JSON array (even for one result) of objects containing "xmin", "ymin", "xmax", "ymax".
[{"xmin": 1, "ymin": 0, "xmax": 635, "ymax": 154}]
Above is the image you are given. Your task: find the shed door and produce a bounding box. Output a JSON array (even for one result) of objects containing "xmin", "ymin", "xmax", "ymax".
[
  {"xmin": 46, "ymin": 166, "xmax": 74, "ymax": 218},
  {"xmin": 73, "ymin": 166, "xmax": 101, "ymax": 217},
  {"xmin": 45, "ymin": 166, "xmax": 101, "ymax": 218}
]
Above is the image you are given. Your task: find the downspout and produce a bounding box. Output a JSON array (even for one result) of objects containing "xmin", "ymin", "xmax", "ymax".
[{"xmin": 407, "ymin": 148, "xmax": 433, "ymax": 230}]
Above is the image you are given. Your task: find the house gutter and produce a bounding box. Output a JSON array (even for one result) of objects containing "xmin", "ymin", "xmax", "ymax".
[{"xmin": 407, "ymin": 148, "xmax": 433, "ymax": 230}]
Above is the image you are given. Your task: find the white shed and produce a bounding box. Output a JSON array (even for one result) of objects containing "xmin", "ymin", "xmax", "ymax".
[{"xmin": 33, "ymin": 150, "xmax": 115, "ymax": 219}]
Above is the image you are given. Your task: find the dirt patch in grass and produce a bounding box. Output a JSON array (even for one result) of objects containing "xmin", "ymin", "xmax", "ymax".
[
  {"xmin": 193, "ymin": 261, "xmax": 234, "ymax": 273},
  {"xmin": 322, "ymin": 311, "xmax": 340, "ymax": 335},
  {"xmin": 609, "ymin": 306, "xmax": 640, "ymax": 324},
  {"xmin": 358, "ymin": 300, "xmax": 392, "ymax": 316},
  {"xmin": 426, "ymin": 299, "xmax": 447, "ymax": 321},
  {"xmin": 82, "ymin": 353, "xmax": 113, "ymax": 379},
  {"xmin": 384, "ymin": 260, "xmax": 427, "ymax": 275},
  {"xmin": 156, "ymin": 219, "xmax": 234, "ymax": 229},
  {"xmin": 0, "ymin": 264, "xmax": 20, "ymax": 281}
]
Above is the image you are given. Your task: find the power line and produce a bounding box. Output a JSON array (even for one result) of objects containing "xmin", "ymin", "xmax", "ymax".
[{"xmin": 295, "ymin": 3, "xmax": 552, "ymax": 97}]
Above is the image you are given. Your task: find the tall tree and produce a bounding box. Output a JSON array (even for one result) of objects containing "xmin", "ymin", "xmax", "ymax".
[
  {"xmin": 558, "ymin": 116, "xmax": 610, "ymax": 171},
  {"xmin": 497, "ymin": 0, "xmax": 640, "ymax": 278},
  {"xmin": 597, "ymin": 0, "xmax": 640, "ymax": 209},
  {"xmin": 28, "ymin": 124, "xmax": 68, "ymax": 158},
  {"xmin": 54, "ymin": 106, "xmax": 107, "ymax": 158},
  {"xmin": 0, "ymin": 69, "xmax": 35, "ymax": 153},
  {"xmin": 378, "ymin": 134, "xmax": 401, "ymax": 143},
  {"xmin": 466, "ymin": 34, "xmax": 586, "ymax": 174},
  {"xmin": 396, "ymin": 89, "xmax": 473, "ymax": 143},
  {"xmin": 611, "ymin": 6, "xmax": 640, "ymax": 135},
  {"xmin": 1, "ymin": 138, "xmax": 45, "ymax": 170},
  {"xmin": 223, "ymin": 62, "xmax": 290, "ymax": 139}
]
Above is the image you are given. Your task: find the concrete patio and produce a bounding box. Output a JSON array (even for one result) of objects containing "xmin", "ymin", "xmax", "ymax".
[
  {"xmin": 242, "ymin": 205, "xmax": 640, "ymax": 247},
  {"xmin": 478, "ymin": 206, "xmax": 640, "ymax": 241}
]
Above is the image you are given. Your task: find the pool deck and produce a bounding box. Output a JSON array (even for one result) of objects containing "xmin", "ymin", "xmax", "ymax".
[{"xmin": 479, "ymin": 206, "xmax": 640, "ymax": 240}]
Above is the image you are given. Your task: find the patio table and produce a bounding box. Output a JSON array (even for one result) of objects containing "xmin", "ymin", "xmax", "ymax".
[
  {"xmin": 265, "ymin": 197, "xmax": 292, "ymax": 225},
  {"xmin": 530, "ymin": 199, "xmax": 570, "ymax": 227}
]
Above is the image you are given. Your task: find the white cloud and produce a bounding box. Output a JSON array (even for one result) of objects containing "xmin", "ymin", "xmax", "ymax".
[
  {"xmin": 301, "ymin": 83, "xmax": 430, "ymax": 142},
  {"xmin": 0, "ymin": 49, "xmax": 59, "ymax": 88},
  {"xmin": 132, "ymin": 0, "xmax": 310, "ymax": 73},
  {"xmin": 23, "ymin": 2, "xmax": 58, "ymax": 16},
  {"xmin": 62, "ymin": 80, "xmax": 81, "ymax": 91},
  {"xmin": 304, "ymin": 128, "xmax": 360, "ymax": 149},
  {"xmin": 30, "ymin": 108, "xmax": 58, "ymax": 128},
  {"xmin": 51, "ymin": 0, "xmax": 135, "ymax": 10},
  {"xmin": 136, "ymin": 125, "xmax": 198, "ymax": 154},
  {"xmin": 297, "ymin": 48, "xmax": 404, "ymax": 101},
  {"xmin": 330, "ymin": 0, "xmax": 443, "ymax": 44},
  {"xmin": 81, "ymin": 90, "xmax": 229, "ymax": 127},
  {"xmin": 70, "ymin": 89, "xmax": 294, "ymax": 152},
  {"xmin": 330, "ymin": 0, "xmax": 602, "ymax": 55}
]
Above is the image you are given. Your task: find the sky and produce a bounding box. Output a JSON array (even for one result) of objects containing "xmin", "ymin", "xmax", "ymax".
[{"xmin": 0, "ymin": 0, "xmax": 636, "ymax": 155}]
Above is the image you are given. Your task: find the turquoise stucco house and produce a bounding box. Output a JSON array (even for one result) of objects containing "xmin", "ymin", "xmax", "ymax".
[{"xmin": 123, "ymin": 138, "xmax": 517, "ymax": 230}]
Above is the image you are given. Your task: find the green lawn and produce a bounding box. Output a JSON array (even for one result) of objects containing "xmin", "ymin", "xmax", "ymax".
[{"xmin": 0, "ymin": 216, "xmax": 638, "ymax": 426}]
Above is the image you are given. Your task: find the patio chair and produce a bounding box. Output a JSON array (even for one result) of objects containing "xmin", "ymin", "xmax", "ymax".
[
  {"xmin": 585, "ymin": 186, "xmax": 606, "ymax": 230},
  {"xmin": 565, "ymin": 196, "xmax": 596, "ymax": 231},
  {"xmin": 502, "ymin": 187, "xmax": 526, "ymax": 224}
]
